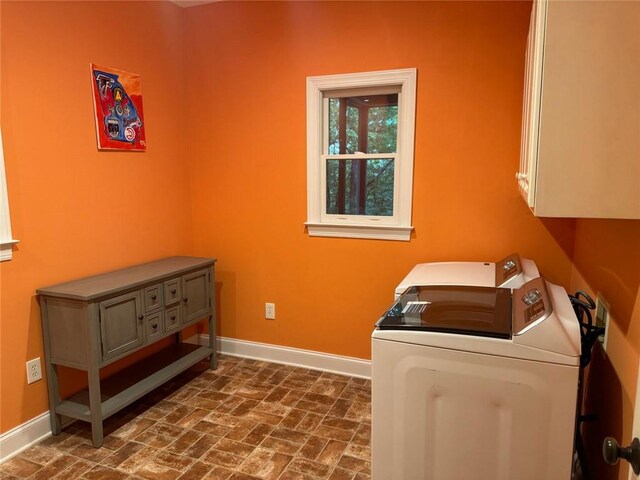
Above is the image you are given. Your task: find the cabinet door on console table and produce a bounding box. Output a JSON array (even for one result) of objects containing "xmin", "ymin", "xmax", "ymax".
[
  {"xmin": 182, "ymin": 269, "xmax": 211, "ymax": 324},
  {"xmin": 99, "ymin": 291, "xmax": 144, "ymax": 362}
]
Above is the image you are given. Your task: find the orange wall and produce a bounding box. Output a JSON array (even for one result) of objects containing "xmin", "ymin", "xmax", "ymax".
[
  {"xmin": 4, "ymin": 7, "xmax": 634, "ymax": 475},
  {"xmin": 183, "ymin": 1, "xmax": 574, "ymax": 358},
  {"xmin": 0, "ymin": 1, "xmax": 193, "ymax": 432},
  {"xmin": 183, "ymin": 5, "xmax": 637, "ymax": 477},
  {"xmin": 569, "ymin": 220, "xmax": 640, "ymax": 480}
]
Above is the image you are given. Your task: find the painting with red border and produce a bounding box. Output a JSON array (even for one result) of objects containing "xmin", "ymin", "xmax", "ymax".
[{"xmin": 91, "ymin": 64, "xmax": 146, "ymax": 151}]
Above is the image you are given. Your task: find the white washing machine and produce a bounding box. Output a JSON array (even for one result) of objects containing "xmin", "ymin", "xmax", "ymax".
[
  {"xmin": 394, "ymin": 253, "xmax": 539, "ymax": 299},
  {"xmin": 372, "ymin": 276, "xmax": 581, "ymax": 480}
]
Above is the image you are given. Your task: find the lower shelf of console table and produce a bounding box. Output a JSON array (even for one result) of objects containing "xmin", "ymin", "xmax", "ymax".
[{"xmin": 55, "ymin": 343, "xmax": 212, "ymax": 423}]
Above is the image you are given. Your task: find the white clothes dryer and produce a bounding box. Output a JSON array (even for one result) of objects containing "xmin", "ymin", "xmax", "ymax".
[
  {"xmin": 372, "ymin": 277, "xmax": 581, "ymax": 480},
  {"xmin": 394, "ymin": 253, "xmax": 539, "ymax": 299}
]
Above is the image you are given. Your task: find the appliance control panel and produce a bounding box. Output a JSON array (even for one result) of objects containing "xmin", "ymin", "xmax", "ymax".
[
  {"xmin": 495, "ymin": 253, "xmax": 523, "ymax": 286},
  {"xmin": 513, "ymin": 277, "xmax": 553, "ymax": 335}
]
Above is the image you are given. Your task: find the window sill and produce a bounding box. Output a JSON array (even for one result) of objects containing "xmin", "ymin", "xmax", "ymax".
[
  {"xmin": 0, "ymin": 239, "xmax": 19, "ymax": 261},
  {"xmin": 305, "ymin": 222, "xmax": 413, "ymax": 241}
]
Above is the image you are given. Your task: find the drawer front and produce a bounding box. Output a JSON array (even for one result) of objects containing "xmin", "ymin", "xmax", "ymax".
[
  {"xmin": 144, "ymin": 284, "xmax": 163, "ymax": 312},
  {"xmin": 164, "ymin": 279, "xmax": 182, "ymax": 305},
  {"xmin": 165, "ymin": 305, "xmax": 181, "ymax": 332},
  {"xmin": 182, "ymin": 268, "xmax": 211, "ymax": 324},
  {"xmin": 99, "ymin": 291, "xmax": 144, "ymax": 362},
  {"xmin": 145, "ymin": 311, "xmax": 164, "ymax": 342}
]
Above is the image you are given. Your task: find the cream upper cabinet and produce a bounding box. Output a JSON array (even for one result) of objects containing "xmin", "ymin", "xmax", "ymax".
[{"xmin": 518, "ymin": 0, "xmax": 640, "ymax": 219}]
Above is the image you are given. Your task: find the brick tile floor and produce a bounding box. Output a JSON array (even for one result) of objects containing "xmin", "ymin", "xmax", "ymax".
[{"xmin": 0, "ymin": 356, "xmax": 371, "ymax": 480}]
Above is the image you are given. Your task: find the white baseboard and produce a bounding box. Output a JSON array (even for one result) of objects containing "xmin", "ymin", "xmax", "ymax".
[
  {"xmin": 1, "ymin": 337, "xmax": 370, "ymax": 464},
  {"xmin": 196, "ymin": 335, "xmax": 372, "ymax": 379},
  {"xmin": 0, "ymin": 412, "xmax": 51, "ymax": 463}
]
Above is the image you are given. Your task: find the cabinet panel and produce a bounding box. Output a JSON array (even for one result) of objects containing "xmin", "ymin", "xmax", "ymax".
[
  {"xmin": 44, "ymin": 298, "xmax": 90, "ymax": 368},
  {"xmin": 164, "ymin": 279, "xmax": 181, "ymax": 305},
  {"xmin": 144, "ymin": 284, "xmax": 162, "ymax": 312},
  {"xmin": 518, "ymin": 0, "xmax": 640, "ymax": 219},
  {"xmin": 165, "ymin": 305, "xmax": 181, "ymax": 332},
  {"xmin": 145, "ymin": 311, "xmax": 164, "ymax": 342},
  {"xmin": 99, "ymin": 291, "xmax": 144, "ymax": 361},
  {"xmin": 182, "ymin": 269, "xmax": 211, "ymax": 324},
  {"xmin": 517, "ymin": 0, "xmax": 545, "ymax": 208}
]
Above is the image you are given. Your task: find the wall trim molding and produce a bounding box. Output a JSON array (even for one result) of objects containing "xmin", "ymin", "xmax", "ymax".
[
  {"xmin": 1, "ymin": 337, "xmax": 370, "ymax": 463},
  {"xmin": 0, "ymin": 412, "xmax": 51, "ymax": 463},
  {"xmin": 198, "ymin": 335, "xmax": 372, "ymax": 379}
]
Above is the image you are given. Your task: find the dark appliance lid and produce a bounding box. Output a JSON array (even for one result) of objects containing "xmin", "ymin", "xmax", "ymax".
[{"xmin": 376, "ymin": 285, "xmax": 512, "ymax": 339}]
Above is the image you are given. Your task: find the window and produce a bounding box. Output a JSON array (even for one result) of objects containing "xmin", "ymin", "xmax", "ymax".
[
  {"xmin": 306, "ymin": 69, "xmax": 417, "ymax": 241},
  {"xmin": 0, "ymin": 129, "xmax": 18, "ymax": 261}
]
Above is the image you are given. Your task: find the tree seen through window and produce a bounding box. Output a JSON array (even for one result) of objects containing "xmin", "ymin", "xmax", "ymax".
[{"xmin": 327, "ymin": 94, "xmax": 398, "ymax": 216}]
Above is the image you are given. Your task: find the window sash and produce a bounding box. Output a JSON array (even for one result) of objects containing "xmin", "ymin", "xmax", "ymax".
[
  {"xmin": 321, "ymin": 153, "xmax": 399, "ymax": 224},
  {"xmin": 322, "ymin": 95, "xmax": 400, "ymax": 156},
  {"xmin": 322, "ymin": 90, "xmax": 401, "ymax": 224},
  {"xmin": 323, "ymin": 85, "xmax": 401, "ymax": 99},
  {"xmin": 306, "ymin": 68, "xmax": 417, "ymax": 241}
]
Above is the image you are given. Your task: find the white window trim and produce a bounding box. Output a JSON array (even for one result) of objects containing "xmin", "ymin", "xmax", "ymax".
[
  {"xmin": 306, "ymin": 68, "xmax": 417, "ymax": 241},
  {"xmin": 0, "ymin": 128, "xmax": 18, "ymax": 261}
]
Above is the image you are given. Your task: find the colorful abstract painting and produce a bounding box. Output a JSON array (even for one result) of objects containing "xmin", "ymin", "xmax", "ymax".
[{"xmin": 91, "ymin": 64, "xmax": 146, "ymax": 151}]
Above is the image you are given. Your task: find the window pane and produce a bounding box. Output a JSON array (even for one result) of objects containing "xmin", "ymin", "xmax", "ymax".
[
  {"xmin": 346, "ymin": 106, "xmax": 359, "ymax": 153},
  {"xmin": 326, "ymin": 158, "xmax": 394, "ymax": 216},
  {"xmin": 328, "ymin": 94, "xmax": 398, "ymax": 154},
  {"xmin": 367, "ymin": 102, "xmax": 398, "ymax": 153}
]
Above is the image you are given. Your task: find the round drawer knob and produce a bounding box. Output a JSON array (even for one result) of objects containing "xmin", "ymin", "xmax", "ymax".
[
  {"xmin": 170, "ymin": 315, "xmax": 176, "ymax": 320},
  {"xmin": 171, "ymin": 289, "xmax": 177, "ymax": 295},
  {"xmin": 152, "ymin": 323, "xmax": 158, "ymax": 329},
  {"xmin": 151, "ymin": 295, "xmax": 157, "ymax": 300},
  {"xmin": 183, "ymin": 298, "xmax": 188, "ymax": 303},
  {"xmin": 138, "ymin": 315, "xmax": 144, "ymax": 320}
]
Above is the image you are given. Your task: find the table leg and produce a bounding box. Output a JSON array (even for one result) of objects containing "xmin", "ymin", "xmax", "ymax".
[
  {"xmin": 46, "ymin": 363, "xmax": 62, "ymax": 435},
  {"xmin": 209, "ymin": 314, "xmax": 217, "ymax": 369},
  {"xmin": 87, "ymin": 367, "xmax": 103, "ymax": 447}
]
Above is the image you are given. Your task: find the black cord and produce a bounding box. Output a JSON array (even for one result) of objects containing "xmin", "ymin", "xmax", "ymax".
[
  {"xmin": 568, "ymin": 291, "xmax": 604, "ymax": 368},
  {"xmin": 570, "ymin": 291, "xmax": 603, "ymax": 479}
]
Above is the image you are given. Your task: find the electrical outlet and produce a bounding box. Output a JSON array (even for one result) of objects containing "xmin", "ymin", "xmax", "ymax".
[
  {"xmin": 26, "ymin": 357, "xmax": 43, "ymax": 384},
  {"xmin": 265, "ymin": 302, "xmax": 275, "ymax": 320},
  {"xmin": 595, "ymin": 293, "xmax": 610, "ymax": 353}
]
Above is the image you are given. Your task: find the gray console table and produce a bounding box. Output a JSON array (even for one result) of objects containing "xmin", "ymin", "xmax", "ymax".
[{"xmin": 37, "ymin": 256, "xmax": 217, "ymax": 447}]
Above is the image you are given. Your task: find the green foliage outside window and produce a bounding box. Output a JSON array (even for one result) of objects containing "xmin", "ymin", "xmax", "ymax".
[
  {"xmin": 326, "ymin": 159, "xmax": 394, "ymax": 216},
  {"xmin": 327, "ymin": 95, "xmax": 398, "ymax": 216}
]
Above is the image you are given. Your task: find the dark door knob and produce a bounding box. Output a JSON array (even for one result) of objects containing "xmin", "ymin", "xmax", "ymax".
[
  {"xmin": 138, "ymin": 315, "xmax": 144, "ymax": 320},
  {"xmin": 603, "ymin": 437, "xmax": 640, "ymax": 474},
  {"xmin": 151, "ymin": 323, "xmax": 158, "ymax": 329},
  {"xmin": 151, "ymin": 295, "xmax": 157, "ymax": 300},
  {"xmin": 171, "ymin": 289, "xmax": 177, "ymax": 294}
]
